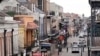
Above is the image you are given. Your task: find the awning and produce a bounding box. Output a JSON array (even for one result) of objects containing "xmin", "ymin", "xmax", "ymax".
[{"xmin": 27, "ymin": 22, "xmax": 38, "ymax": 29}]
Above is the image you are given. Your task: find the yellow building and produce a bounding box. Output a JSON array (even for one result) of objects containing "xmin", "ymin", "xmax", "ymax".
[
  {"xmin": 18, "ymin": 24, "xmax": 25, "ymax": 49},
  {"xmin": 14, "ymin": 15, "xmax": 38, "ymax": 52}
]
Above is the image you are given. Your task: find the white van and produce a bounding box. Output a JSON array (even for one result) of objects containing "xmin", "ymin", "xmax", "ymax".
[
  {"xmin": 72, "ymin": 47, "xmax": 79, "ymax": 53},
  {"xmin": 71, "ymin": 42, "xmax": 80, "ymax": 53}
]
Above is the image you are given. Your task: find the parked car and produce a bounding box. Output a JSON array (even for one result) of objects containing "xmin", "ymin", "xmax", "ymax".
[
  {"xmin": 71, "ymin": 42, "xmax": 79, "ymax": 53},
  {"xmin": 78, "ymin": 40, "xmax": 86, "ymax": 47},
  {"xmin": 72, "ymin": 47, "xmax": 79, "ymax": 53},
  {"xmin": 79, "ymin": 36, "xmax": 84, "ymax": 38}
]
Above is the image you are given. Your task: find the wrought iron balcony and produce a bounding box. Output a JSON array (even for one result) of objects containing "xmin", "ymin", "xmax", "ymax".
[{"xmin": 89, "ymin": 0, "xmax": 100, "ymax": 8}]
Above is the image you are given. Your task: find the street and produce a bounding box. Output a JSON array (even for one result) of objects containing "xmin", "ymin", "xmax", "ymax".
[
  {"xmin": 0, "ymin": 0, "xmax": 95, "ymax": 56},
  {"xmin": 57, "ymin": 28, "xmax": 88, "ymax": 56},
  {"xmin": 52, "ymin": 35, "xmax": 88, "ymax": 56}
]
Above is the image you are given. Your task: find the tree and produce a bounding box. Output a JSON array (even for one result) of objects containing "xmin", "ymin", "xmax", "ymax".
[{"xmin": 6, "ymin": 11, "xmax": 16, "ymax": 16}]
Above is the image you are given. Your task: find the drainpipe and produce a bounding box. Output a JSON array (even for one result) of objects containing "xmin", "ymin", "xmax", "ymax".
[
  {"xmin": 4, "ymin": 29, "xmax": 7, "ymax": 56},
  {"xmin": 11, "ymin": 29, "xmax": 14, "ymax": 56}
]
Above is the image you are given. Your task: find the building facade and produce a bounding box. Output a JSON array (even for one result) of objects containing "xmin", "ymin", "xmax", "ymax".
[
  {"xmin": 49, "ymin": 2, "xmax": 63, "ymax": 32},
  {"xmin": 63, "ymin": 13, "xmax": 81, "ymax": 36},
  {"xmin": 28, "ymin": 0, "xmax": 50, "ymax": 37},
  {"xmin": 0, "ymin": 16, "xmax": 19, "ymax": 56},
  {"xmin": 14, "ymin": 15, "xmax": 38, "ymax": 54}
]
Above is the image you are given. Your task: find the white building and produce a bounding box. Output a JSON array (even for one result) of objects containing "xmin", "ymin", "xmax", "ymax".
[
  {"xmin": 48, "ymin": 2, "xmax": 63, "ymax": 31},
  {"xmin": 0, "ymin": 16, "xmax": 19, "ymax": 56}
]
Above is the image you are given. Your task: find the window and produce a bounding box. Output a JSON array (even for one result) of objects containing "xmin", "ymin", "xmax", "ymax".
[
  {"xmin": 38, "ymin": 0, "xmax": 43, "ymax": 10},
  {"xmin": 95, "ymin": 23, "xmax": 100, "ymax": 37}
]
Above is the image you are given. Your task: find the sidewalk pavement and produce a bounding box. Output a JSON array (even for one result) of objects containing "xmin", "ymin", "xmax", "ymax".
[{"xmin": 52, "ymin": 49, "xmax": 58, "ymax": 56}]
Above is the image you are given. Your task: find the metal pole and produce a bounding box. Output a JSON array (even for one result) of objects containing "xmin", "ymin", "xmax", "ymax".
[
  {"xmin": 88, "ymin": 46, "xmax": 90, "ymax": 56},
  {"xmin": 81, "ymin": 47, "xmax": 82, "ymax": 56},
  {"xmin": 87, "ymin": 24, "xmax": 90, "ymax": 56},
  {"xmin": 39, "ymin": 17, "xmax": 41, "ymax": 51},
  {"xmin": 4, "ymin": 29, "xmax": 7, "ymax": 56},
  {"xmin": 11, "ymin": 29, "xmax": 14, "ymax": 56}
]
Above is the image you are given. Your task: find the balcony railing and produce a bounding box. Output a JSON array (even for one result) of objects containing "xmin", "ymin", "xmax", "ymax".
[
  {"xmin": 93, "ymin": 37, "xmax": 100, "ymax": 46},
  {"xmin": 89, "ymin": 0, "xmax": 100, "ymax": 8},
  {"xmin": 92, "ymin": 22, "xmax": 100, "ymax": 46}
]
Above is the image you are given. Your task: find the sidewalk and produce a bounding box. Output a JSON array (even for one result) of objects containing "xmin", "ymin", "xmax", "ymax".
[
  {"xmin": 51, "ymin": 43, "xmax": 58, "ymax": 56},
  {"xmin": 52, "ymin": 49, "xmax": 58, "ymax": 56}
]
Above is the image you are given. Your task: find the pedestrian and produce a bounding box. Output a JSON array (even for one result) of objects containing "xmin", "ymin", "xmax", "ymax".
[
  {"xmin": 83, "ymin": 47, "xmax": 84, "ymax": 52},
  {"xmin": 63, "ymin": 41, "xmax": 67, "ymax": 47},
  {"xmin": 23, "ymin": 49, "xmax": 26, "ymax": 56},
  {"xmin": 57, "ymin": 43, "xmax": 62, "ymax": 55},
  {"xmin": 66, "ymin": 47, "xmax": 68, "ymax": 52}
]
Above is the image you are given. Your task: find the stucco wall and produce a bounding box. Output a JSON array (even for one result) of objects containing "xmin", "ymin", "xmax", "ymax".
[
  {"xmin": 18, "ymin": 25, "xmax": 24, "ymax": 50},
  {"xmin": 0, "ymin": 21, "xmax": 19, "ymax": 55}
]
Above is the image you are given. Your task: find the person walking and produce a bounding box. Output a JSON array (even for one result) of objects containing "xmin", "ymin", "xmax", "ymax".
[
  {"xmin": 57, "ymin": 40, "xmax": 62, "ymax": 55},
  {"xmin": 66, "ymin": 46, "xmax": 68, "ymax": 52}
]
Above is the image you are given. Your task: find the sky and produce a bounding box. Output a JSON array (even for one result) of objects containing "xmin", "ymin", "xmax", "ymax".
[{"xmin": 50, "ymin": 0, "xmax": 91, "ymax": 17}]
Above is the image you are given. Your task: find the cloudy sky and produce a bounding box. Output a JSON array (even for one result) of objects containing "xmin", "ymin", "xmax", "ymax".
[{"xmin": 50, "ymin": 0, "xmax": 91, "ymax": 17}]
